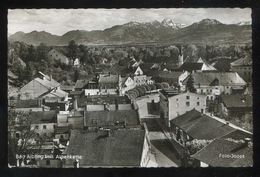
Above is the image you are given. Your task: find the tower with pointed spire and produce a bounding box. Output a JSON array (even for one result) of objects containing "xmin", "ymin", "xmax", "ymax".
[{"xmin": 178, "ymin": 45, "xmax": 184, "ymax": 67}]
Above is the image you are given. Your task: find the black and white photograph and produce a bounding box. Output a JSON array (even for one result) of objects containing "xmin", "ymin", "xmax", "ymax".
[{"xmin": 7, "ymin": 8, "xmax": 252, "ymax": 168}]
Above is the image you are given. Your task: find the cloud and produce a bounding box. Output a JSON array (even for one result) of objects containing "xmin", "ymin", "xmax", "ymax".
[{"xmin": 8, "ymin": 8, "xmax": 251, "ymax": 35}]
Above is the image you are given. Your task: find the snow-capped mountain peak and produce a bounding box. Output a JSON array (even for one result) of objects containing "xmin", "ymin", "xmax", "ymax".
[{"xmin": 161, "ymin": 18, "xmax": 187, "ymax": 29}]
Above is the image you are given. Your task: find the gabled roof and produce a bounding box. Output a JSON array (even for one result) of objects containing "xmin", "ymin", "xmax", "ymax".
[
  {"xmin": 29, "ymin": 111, "xmax": 57, "ymax": 124},
  {"xmin": 85, "ymin": 110, "xmax": 139, "ymax": 127},
  {"xmin": 183, "ymin": 72, "xmax": 246, "ymax": 86},
  {"xmin": 75, "ymin": 80, "xmax": 89, "ymax": 89},
  {"xmin": 191, "ymin": 130, "xmax": 252, "ymax": 167},
  {"xmin": 40, "ymin": 88, "xmax": 68, "ymax": 98},
  {"xmin": 213, "ymin": 59, "xmax": 235, "ymax": 72},
  {"xmin": 170, "ymin": 109, "xmax": 235, "ymax": 140},
  {"xmin": 34, "ymin": 77, "xmax": 60, "ymax": 89},
  {"xmin": 63, "ymin": 129, "xmax": 145, "ymax": 167},
  {"xmin": 231, "ymin": 56, "xmax": 252, "ymax": 67},
  {"xmin": 98, "ymin": 74, "xmax": 119, "ymax": 84},
  {"xmin": 221, "ymin": 94, "xmax": 252, "ymax": 108},
  {"xmin": 179, "ymin": 62, "xmax": 203, "ymax": 72}
]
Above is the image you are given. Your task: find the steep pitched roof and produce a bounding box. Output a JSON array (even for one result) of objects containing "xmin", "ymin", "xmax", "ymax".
[
  {"xmin": 170, "ymin": 109, "xmax": 235, "ymax": 140},
  {"xmin": 63, "ymin": 129, "xmax": 145, "ymax": 167},
  {"xmin": 75, "ymin": 80, "xmax": 89, "ymax": 90},
  {"xmin": 221, "ymin": 94, "xmax": 252, "ymax": 108},
  {"xmin": 213, "ymin": 59, "xmax": 235, "ymax": 72},
  {"xmin": 85, "ymin": 110, "xmax": 139, "ymax": 127},
  {"xmin": 191, "ymin": 130, "xmax": 253, "ymax": 167},
  {"xmin": 179, "ymin": 62, "xmax": 203, "ymax": 72},
  {"xmin": 183, "ymin": 72, "xmax": 246, "ymax": 86},
  {"xmin": 34, "ymin": 77, "xmax": 60, "ymax": 89}
]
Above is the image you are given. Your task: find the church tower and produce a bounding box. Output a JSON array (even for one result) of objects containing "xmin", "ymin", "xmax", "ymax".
[{"xmin": 178, "ymin": 46, "xmax": 184, "ymax": 67}]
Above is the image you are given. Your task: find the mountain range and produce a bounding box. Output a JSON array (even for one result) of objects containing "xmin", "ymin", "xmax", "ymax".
[{"xmin": 9, "ymin": 18, "xmax": 252, "ymax": 46}]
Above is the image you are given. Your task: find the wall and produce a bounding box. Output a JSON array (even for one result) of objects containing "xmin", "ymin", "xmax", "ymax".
[
  {"xmin": 68, "ymin": 117, "xmax": 84, "ymax": 129},
  {"xmin": 140, "ymin": 133, "xmax": 150, "ymax": 167},
  {"xmin": 31, "ymin": 123, "xmax": 56, "ymax": 137},
  {"xmin": 160, "ymin": 92, "xmax": 207, "ymax": 127}
]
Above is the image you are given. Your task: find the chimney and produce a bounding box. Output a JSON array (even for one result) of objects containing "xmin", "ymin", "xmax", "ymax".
[{"xmin": 50, "ymin": 75, "xmax": 52, "ymax": 81}]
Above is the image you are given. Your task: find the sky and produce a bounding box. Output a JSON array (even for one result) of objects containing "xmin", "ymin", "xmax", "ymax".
[{"xmin": 8, "ymin": 8, "xmax": 251, "ymax": 36}]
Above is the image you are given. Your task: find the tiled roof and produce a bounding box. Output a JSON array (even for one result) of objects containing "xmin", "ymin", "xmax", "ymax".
[
  {"xmin": 63, "ymin": 129, "xmax": 145, "ymax": 167},
  {"xmin": 85, "ymin": 110, "xmax": 139, "ymax": 127},
  {"xmin": 29, "ymin": 111, "xmax": 57, "ymax": 124},
  {"xmin": 78, "ymin": 95, "xmax": 130, "ymax": 107},
  {"xmin": 183, "ymin": 72, "xmax": 246, "ymax": 86},
  {"xmin": 34, "ymin": 77, "xmax": 60, "ymax": 89},
  {"xmin": 40, "ymin": 88, "xmax": 68, "ymax": 98},
  {"xmin": 213, "ymin": 59, "xmax": 235, "ymax": 72},
  {"xmin": 191, "ymin": 130, "xmax": 253, "ymax": 167},
  {"xmin": 9, "ymin": 99, "xmax": 40, "ymax": 108},
  {"xmin": 98, "ymin": 74, "xmax": 119, "ymax": 84},
  {"xmin": 171, "ymin": 109, "xmax": 235, "ymax": 140},
  {"xmin": 179, "ymin": 62, "xmax": 203, "ymax": 72},
  {"xmin": 221, "ymin": 94, "xmax": 252, "ymax": 108}
]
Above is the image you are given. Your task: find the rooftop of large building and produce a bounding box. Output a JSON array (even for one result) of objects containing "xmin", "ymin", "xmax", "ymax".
[
  {"xmin": 63, "ymin": 129, "xmax": 145, "ymax": 167},
  {"xmin": 170, "ymin": 109, "xmax": 235, "ymax": 140}
]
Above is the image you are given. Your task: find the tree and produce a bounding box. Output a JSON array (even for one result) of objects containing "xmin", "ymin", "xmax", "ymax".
[
  {"xmin": 36, "ymin": 43, "xmax": 49, "ymax": 62},
  {"xmin": 186, "ymin": 74, "xmax": 197, "ymax": 93},
  {"xmin": 67, "ymin": 40, "xmax": 79, "ymax": 60},
  {"xmin": 8, "ymin": 107, "xmax": 46, "ymax": 166},
  {"xmin": 26, "ymin": 45, "xmax": 37, "ymax": 62}
]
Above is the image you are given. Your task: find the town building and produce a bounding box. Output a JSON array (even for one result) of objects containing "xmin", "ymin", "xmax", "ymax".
[
  {"xmin": 77, "ymin": 95, "xmax": 132, "ymax": 111},
  {"xmin": 182, "ymin": 72, "xmax": 247, "ymax": 99},
  {"xmin": 29, "ymin": 111, "xmax": 57, "ymax": 137},
  {"xmin": 84, "ymin": 110, "xmax": 140, "ymax": 130},
  {"xmin": 179, "ymin": 58, "xmax": 216, "ymax": 73},
  {"xmin": 159, "ymin": 89, "xmax": 207, "ymax": 127},
  {"xmin": 62, "ymin": 129, "xmax": 150, "ymax": 167},
  {"xmin": 48, "ymin": 49, "xmax": 70, "ymax": 65},
  {"xmin": 57, "ymin": 110, "xmax": 84, "ymax": 129},
  {"xmin": 120, "ymin": 76, "xmax": 136, "ymax": 95},
  {"xmin": 18, "ymin": 72, "xmax": 61, "ymax": 100},
  {"xmin": 8, "ymin": 99, "xmax": 49, "ymax": 112},
  {"xmin": 230, "ymin": 56, "xmax": 252, "ymax": 83},
  {"xmin": 191, "ymin": 129, "xmax": 252, "ymax": 167},
  {"xmin": 170, "ymin": 109, "xmax": 235, "ymax": 146}
]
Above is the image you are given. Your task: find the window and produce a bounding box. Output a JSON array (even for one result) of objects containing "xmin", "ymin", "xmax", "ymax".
[
  {"xmin": 46, "ymin": 160, "xmax": 50, "ymax": 165},
  {"xmin": 197, "ymin": 102, "xmax": 200, "ymax": 106},
  {"xmin": 197, "ymin": 97, "xmax": 199, "ymax": 99},
  {"xmin": 186, "ymin": 96, "xmax": 190, "ymax": 100},
  {"xmin": 176, "ymin": 98, "xmax": 179, "ymax": 101},
  {"xmin": 35, "ymin": 125, "xmax": 39, "ymax": 129},
  {"xmin": 186, "ymin": 102, "xmax": 190, "ymax": 107},
  {"xmin": 43, "ymin": 125, "xmax": 47, "ymax": 129},
  {"xmin": 201, "ymin": 109, "xmax": 204, "ymax": 114},
  {"xmin": 210, "ymin": 89, "xmax": 212, "ymax": 92}
]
